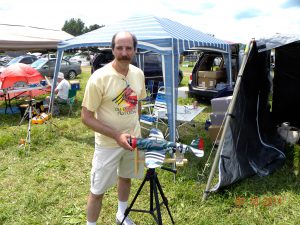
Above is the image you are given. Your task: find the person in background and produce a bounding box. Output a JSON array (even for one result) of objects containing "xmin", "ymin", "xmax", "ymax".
[
  {"xmin": 81, "ymin": 31, "xmax": 147, "ymax": 225},
  {"xmin": 45, "ymin": 72, "xmax": 70, "ymax": 104},
  {"xmin": 52, "ymin": 72, "xmax": 70, "ymax": 103}
]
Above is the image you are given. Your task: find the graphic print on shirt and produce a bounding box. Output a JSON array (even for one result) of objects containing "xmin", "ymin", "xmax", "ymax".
[{"xmin": 112, "ymin": 84, "xmax": 138, "ymax": 116}]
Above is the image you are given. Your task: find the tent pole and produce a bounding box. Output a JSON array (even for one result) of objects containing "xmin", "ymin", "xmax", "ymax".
[
  {"xmin": 202, "ymin": 41, "xmax": 253, "ymax": 201},
  {"xmin": 48, "ymin": 50, "xmax": 64, "ymax": 114}
]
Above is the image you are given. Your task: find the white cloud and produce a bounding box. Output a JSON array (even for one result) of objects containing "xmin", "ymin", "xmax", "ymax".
[{"xmin": 1, "ymin": 0, "xmax": 300, "ymax": 44}]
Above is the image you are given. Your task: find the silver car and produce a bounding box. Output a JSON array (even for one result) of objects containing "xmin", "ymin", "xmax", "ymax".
[{"xmin": 31, "ymin": 58, "xmax": 81, "ymax": 79}]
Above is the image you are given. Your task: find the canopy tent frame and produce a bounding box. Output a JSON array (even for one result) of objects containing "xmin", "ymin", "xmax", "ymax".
[{"xmin": 50, "ymin": 15, "xmax": 231, "ymax": 142}]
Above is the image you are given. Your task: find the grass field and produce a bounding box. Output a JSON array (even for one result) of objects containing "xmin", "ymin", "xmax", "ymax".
[{"xmin": 1, "ymin": 66, "xmax": 300, "ymax": 224}]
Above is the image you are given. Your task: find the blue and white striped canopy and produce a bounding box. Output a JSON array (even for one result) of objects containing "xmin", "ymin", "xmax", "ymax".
[
  {"xmin": 54, "ymin": 16, "xmax": 230, "ymax": 142},
  {"xmin": 58, "ymin": 15, "xmax": 229, "ymax": 54}
]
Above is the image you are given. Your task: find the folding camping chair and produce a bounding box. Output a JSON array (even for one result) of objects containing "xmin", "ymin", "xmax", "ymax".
[
  {"xmin": 140, "ymin": 86, "xmax": 168, "ymax": 127},
  {"xmin": 140, "ymin": 86, "xmax": 206, "ymax": 140},
  {"xmin": 157, "ymin": 81, "xmax": 164, "ymax": 89},
  {"xmin": 56, "ymin": 89, "xmax": 77, "ymax": 116},
  {"xmin": 66, "ymin": 89, "xmax": 77, "ymax": 116},
  {"xmin": 141, "ymin": 80, "xmax": 155, "ymax": 105}
]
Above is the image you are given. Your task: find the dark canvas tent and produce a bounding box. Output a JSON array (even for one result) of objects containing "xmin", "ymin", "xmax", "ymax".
[
  {"xmin": 51, "ymin": 15, "xmax": 232, "ymax": 141},
  {"xmin": 203, "ymin": 34, "xmax": 300, "ymax": 198}
]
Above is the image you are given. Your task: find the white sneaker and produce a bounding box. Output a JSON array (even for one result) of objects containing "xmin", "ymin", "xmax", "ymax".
[{"xmin": 116, "ymin": 215, "xmax": 136, "ymax": 225}]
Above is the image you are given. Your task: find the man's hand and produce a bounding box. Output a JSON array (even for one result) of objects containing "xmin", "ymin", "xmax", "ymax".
[{"xmin": 115, "ymin": 133, "xmax": 134, "ymax": 151}]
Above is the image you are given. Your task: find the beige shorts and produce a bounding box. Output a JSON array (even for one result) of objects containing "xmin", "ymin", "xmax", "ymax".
[{"xmin": 90, "ymin": 145, "xmax": 145, "ymax": 195}]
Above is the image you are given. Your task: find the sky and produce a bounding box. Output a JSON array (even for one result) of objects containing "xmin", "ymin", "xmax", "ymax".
[{"xmin": 1, "ymin": 0, "xmax": 300, "ymax": 44}]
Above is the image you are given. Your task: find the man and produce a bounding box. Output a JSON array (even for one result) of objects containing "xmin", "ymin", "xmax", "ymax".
[
  {"xmin": 81, "ymin": 31, "xmax": 147, "ymax": 225},
  {"xmin": 45, "ymin": 72, "xmax": 70, "ymax": 116},
  {"xmin": 53, "ymin": 72, "xmax": 70, "ymax": 103},
  {"xmin": 46, "ymin": 72, "xmax": 70, "ymax": 104}
]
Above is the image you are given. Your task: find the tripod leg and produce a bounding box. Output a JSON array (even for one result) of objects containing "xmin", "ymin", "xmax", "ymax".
[
  {"xmin": 150, "ymin": 171, "xmax": 154, "ymax": 211},
  {"xmin": 121, "ymin": 174, "xmax": 148, "ymax": 225},
  {"xmin": 155, "ymin": 175, "xmax": 175, "ymax": 224},
  {"xmin": 19, "ymin": 107, "xmax": 29, "ymax": 126},
  {"xmin": 25, "ymin": 105, "xmax": 32, "ymax": 154},
  {"xmin": 152, "ymin": 173, "xmax": 163, "ymax": 225}
]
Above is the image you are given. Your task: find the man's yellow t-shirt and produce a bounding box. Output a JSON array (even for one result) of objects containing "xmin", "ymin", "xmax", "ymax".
[{"xmin": 82, "ymin": 62, "xmax": 147, "ymax": 147}]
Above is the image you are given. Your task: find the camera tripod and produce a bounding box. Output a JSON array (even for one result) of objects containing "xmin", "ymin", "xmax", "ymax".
[
  {"xmin": 18, "ymin": 99, "xmax": 38, "ymax": 153},
  {"xmin": 121, "ymin": 167, "xmax": 176, "ymax": 225}
]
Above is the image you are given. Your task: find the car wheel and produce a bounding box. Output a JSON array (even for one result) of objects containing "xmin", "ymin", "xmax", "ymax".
[{"xmin": 67, "ymin": 71, "xmax": 77, "ymax": 79}]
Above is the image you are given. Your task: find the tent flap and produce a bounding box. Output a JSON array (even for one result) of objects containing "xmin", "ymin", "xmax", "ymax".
[{"xmin": 212, "ymin": 40, "xmax": 291, "ymax": 191}]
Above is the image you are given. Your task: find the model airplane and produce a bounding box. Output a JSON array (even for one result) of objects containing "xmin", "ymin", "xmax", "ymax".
[{"xmin": 128, "ymin": 128, "xmax": 204, "ymax": 168}]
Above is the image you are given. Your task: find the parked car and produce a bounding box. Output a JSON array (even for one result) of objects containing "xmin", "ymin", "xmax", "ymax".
[
  {"xmin": 63, "ymin": 55, "xmax": 74, "ymax": 61},
  {"xmin": 5, "ymin": 55, "xmax": 37, "ymax": 66},
  {"xmin": 69, "ymin": 51, "xmax": 92, "ymax": 66},
  {"xmin": 69, "ymin": 55, "xmax": 90, "ymax": 66},
  {"xmin": 31, "ymin": 58, "xmax": 81, "ymax": 79},
  {"xmin": 91, "ymin": 48, "xmax": 116, "ymax": 73},
  {"xmin": 188, "ymin": 44, "xmax": 241, "ymax": 99},
  {"xmin": 0, "ymin": 55, "xmax": 38, "ymax": 73},
  {"xmin": 0, "ymin": 55, "xmax": 13, "ymax": 66},
  {"xmin": 41, "ymin": 53, "xmax": 56, "ymax": 59},
  {"xmin": 91, "ymin": 49, "xmax": 183, "ymax": 86}
]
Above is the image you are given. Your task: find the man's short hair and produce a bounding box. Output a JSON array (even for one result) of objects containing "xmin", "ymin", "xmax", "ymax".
[{"xmin": 111, "ymin": 32, "xmax": 137, "ymax": 50}]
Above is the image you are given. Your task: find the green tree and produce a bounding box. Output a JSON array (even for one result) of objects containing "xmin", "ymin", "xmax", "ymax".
[
  {"xmin": 87, "ymin": 24, "xmax": 103, "ymax": 31},
  {"xmin": 62, "ymin": 19, "xmax": 104, "ymax": 36},
  {"xmin": 62, "ymin": 18, "xmax": 85, "ymax": 36}
]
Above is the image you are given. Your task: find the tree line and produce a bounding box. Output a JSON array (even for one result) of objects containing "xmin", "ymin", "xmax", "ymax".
[{"xmin": 62, "ymin": 18, "xmax": 104, "ymax": 36}]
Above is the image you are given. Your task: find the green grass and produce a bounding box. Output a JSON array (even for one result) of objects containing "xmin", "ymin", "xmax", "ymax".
[{"xmin": 1, "ymin": 66, "xmax": 300, "ymax": 224}]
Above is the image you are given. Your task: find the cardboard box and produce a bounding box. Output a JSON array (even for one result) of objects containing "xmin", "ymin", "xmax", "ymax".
[
  {"xmin": 198, "ymin": 77, "xmax": 217, "ymax": 89},
  {"xmin": 208, "ymin": 125, "xmax": 224, "ymax": 142},
  {"xmin": 198, "ymin": 71, "xmax": 225, "ymax": 80},
  {"xmin": 210, "ymin": 112, "xmax": 226, "ymax": 126},
  {"xmin": 211, "ymin": 95, "xmax": 232, "ymax": 113}
]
